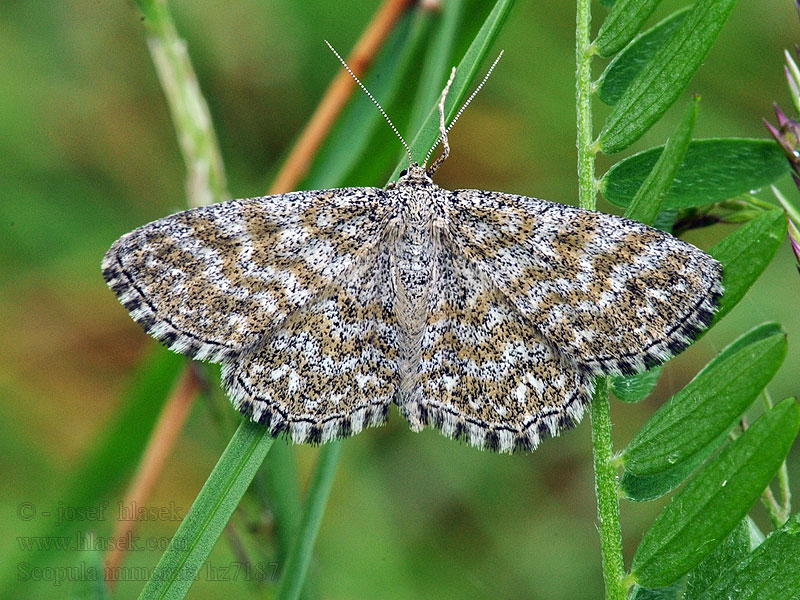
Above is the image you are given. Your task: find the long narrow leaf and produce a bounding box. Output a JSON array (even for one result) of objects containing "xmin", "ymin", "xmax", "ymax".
[
  {"xmin": 632, "ymin": 398, "xmax": 800, "ymax": 587},
  {"xmin": 406, "ymin": 0, "xmax": 464, "ymax": 136},
  {"xmin": 263, "ymin": 441, "xmax": 303, "ymax": 568},
  {"xmin": 624, "ymin": 95, "xmax": 698, "ymax": 225},
  {"xmin": 275, "ymin": 441, "xmax": 344, "ymax": 600},
  {"xmin": 601, "ymin": 139, "xmax": 788, "ymax": 209},
  {"xmin": 389, "ymin": 0, "xmax": 516, "ymax": 179},
  {"xmin": 595, "ymin": 0, "xmax": 664, "ymax": 58},
  {"xmin": 598, "ymin": 0, "xmax": 738, "ymax": 154},
  {"xmin": 623, "ymin": 323, "xmax": 787, "ymax": 476},
  {"xmin": 138, "ymin": 421, "xmax": 274, "ymax": 600},
  {"xmin": 696, "ymin": 513, "xmax": 800, "ymax": 599},
  {"xmin": 597, "ymin": 8, "xmax": 689, "ymax": 105}
]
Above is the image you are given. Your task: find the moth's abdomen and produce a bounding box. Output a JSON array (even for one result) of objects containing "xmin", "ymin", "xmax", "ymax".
[{"xmin": 392, "ymin": 207, "xmax": 439, "ymax": 401}]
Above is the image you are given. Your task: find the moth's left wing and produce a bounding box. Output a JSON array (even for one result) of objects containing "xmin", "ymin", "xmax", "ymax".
[
  {"xmin": 102, "ymin": 188, "xmax": 393, "ymax": 362},
  {"xmin": 445, "ymin": 190, "xmax": 723, "ymax": 376},
  {"xmin": 222, "ymin": 244, "xmax": 398, "ymax": 443}
]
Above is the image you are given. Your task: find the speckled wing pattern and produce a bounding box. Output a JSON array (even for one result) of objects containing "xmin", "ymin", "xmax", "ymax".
[
  {"xmin": 221, "ymin": 244, "xmax": 399, "ymax": 444},
  {"xmin": 103, "ymin": 175, "xmax": 723, "ymax": 453},
  {"xmin": 445, "ymin": 190, "xmax": 723, "ymax": 377},
  {"xmin": 401, "ymin": 243, "xmax": 593, "ymax": 453},
  {"xmin": 102, "ymin": 188, "xmax": 393, "ymax": 363}
]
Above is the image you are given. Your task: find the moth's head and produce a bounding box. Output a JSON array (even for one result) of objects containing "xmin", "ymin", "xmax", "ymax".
[{"xmin": 396, "ymin": 162, "xmax": 434, "ymax": 187}]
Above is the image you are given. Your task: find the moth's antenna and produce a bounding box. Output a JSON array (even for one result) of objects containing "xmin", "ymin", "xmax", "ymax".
[
  {"xmin": 325, "ymin": 40, "xmax": 413, "ymax": 167},
  {"xmin": 425, "ymin": 51, "xmax": 504, "ymax": 170},
  {"xmin": 427, "ymin": 67, "xmax": 457, "ymax": 174}
]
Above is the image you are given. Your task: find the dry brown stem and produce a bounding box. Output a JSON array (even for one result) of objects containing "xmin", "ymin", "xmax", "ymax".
[{"xmin": 269, "ymin": 0, "xmax": 414, "ymax": 194}]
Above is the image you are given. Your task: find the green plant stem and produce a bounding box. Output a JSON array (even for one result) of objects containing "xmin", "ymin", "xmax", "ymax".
[
  {"xmin": 576, "ymin": 0, "xmax": 596, "ymax": 211},
  {"xmin": 590, "ymin": 380, "xmax": 628, "ymax": 599},
  {"xmin": 134, "ymin": 0, "xmax": 229, "ymax": 208},
  {"xmin": 760, "ymin": 389, "xmax": 792, "ymax": 525},
  {"xmin": 576, "ymin": 1, "xmax": 626, "ymax": 598},
  {"xmin": 275, "ymin": 440, "xmax": 344, "ymax": 600}
]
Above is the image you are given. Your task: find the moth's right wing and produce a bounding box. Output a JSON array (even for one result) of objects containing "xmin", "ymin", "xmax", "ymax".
[
  {"xmin": 102, "ymin": 188, "xmax": 394, "ymax": 362},
  {"xmin": 445, "ymin": 189, "xmax": 723, "ymax": 377}
]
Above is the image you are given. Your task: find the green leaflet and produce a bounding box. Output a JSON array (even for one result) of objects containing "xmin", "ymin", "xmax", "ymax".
[
  {"xmin": 629, "ymin": 580, "xmax": 686, "ymax": 600},
  {"xmin": 624, "ymin": 96, "xmax": 698, "ymax": 225},
  {"xmin": 622, "ymin": 323, "xmax": 787, "ymax": 477},
  {"xmin": 598, "ymin": 0, "xmax": 738, "ymax": 154},
  {"xmin": 597, "ymin": 7, "xmax": 689, "ymax": 105},
  {"xmin": 621, "ymin": 428, "xmax": 730, "ymax": 502},
  {"xmin": 610, "ymin": 366, "xmax": 662, "ymax": 403},
  {"xmin": 595, "ymin": 0, "xmax": 664, "ymax": 58},
  {"xmin": 683, "ymin": 519, "xmax": 751, "ymax": 599},
  {"xmin": 696, "ymin": 514, "xmax": 800, "ymax": 599},
  {"xmin": 631, "ymin": 399, "xmax": 800, "ymax": 587},
  {"xmin": 601, "ymin": 139, "xmax": 788, "ymax": 210},
  {"xmin": 710, "ymin": 209, "xmax": 787, "ymax": 324}
]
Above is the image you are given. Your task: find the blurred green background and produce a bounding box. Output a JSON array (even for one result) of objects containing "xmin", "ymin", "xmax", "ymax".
[{"xmin": 1, "ymin": 0, "xmax": 799, "ymax": 598}]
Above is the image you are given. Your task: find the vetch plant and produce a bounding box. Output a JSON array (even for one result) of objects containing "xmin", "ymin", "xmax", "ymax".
[{"xmin": 23, "ymin": 1, "xmax": 796, "ymax": 599}]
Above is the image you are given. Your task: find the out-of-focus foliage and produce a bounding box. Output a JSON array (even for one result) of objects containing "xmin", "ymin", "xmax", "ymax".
[{"xmin": 1, "ymin": 1, "xmax": 797, "ymax": 598}]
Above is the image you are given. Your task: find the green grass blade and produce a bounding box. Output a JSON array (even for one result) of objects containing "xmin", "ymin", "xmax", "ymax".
[
  {"xmin": 624, "ymin": 96, "xmax": 698, "ymax": 225},
  {"xmin": 601, "ymin": 139, "xmax": 788, "ymax": 209},
  {"xmin": 389, "ymin": 0, "xmax": 517, "ymax": 179},
  {"xmin": 622, "ymin": 323, "xmax": 787, "ymax": 477},
  {"xmin": 406, "ymin": 0, "xmax": 464, "ymax": 136},
  {"xmin": 597, "ymin": 7, "xmax": 689, "ymax": 105},
  {"xmin": 138, "ymin": 420, "xmax": 274, "ymax": 600},
  {"xmin": 710, "ymin": 209, "xmax": 787, "ymax": 323},
  {"xmin": 696, "ymin": 513, "xmax": 800, "ymax": 599},
  {"xmin": 594, "ymin": 0, "xmax": 664, "ymax": 58},
  {"xmin": 275, "ymin": 440, "xmax": 344, "ymax": 600},
  {"xmin": 683, "ymin": 519, "xmax": 750, "ymax": 599},
  {"xmin": 631, "ymin": 398, "xmax": 800, "ymax": 587},
  {"xmin": 598, "ymin": 0, "xmax": 738, "ymax": 154},
  {"xmin": 263, "ymin": 441, "xmax": 303, "ymax": 568}
]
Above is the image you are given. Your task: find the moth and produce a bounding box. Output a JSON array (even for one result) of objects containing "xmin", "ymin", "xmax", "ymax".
[{"xmin": 103, "ymin": 48, "xmax": 722, "ymax": 453}]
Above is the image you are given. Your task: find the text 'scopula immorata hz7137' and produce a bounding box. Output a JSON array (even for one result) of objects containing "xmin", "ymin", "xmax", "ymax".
[{"xmin": 102, "ymin": 45, "xmax": 723, "ymax": 453}]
